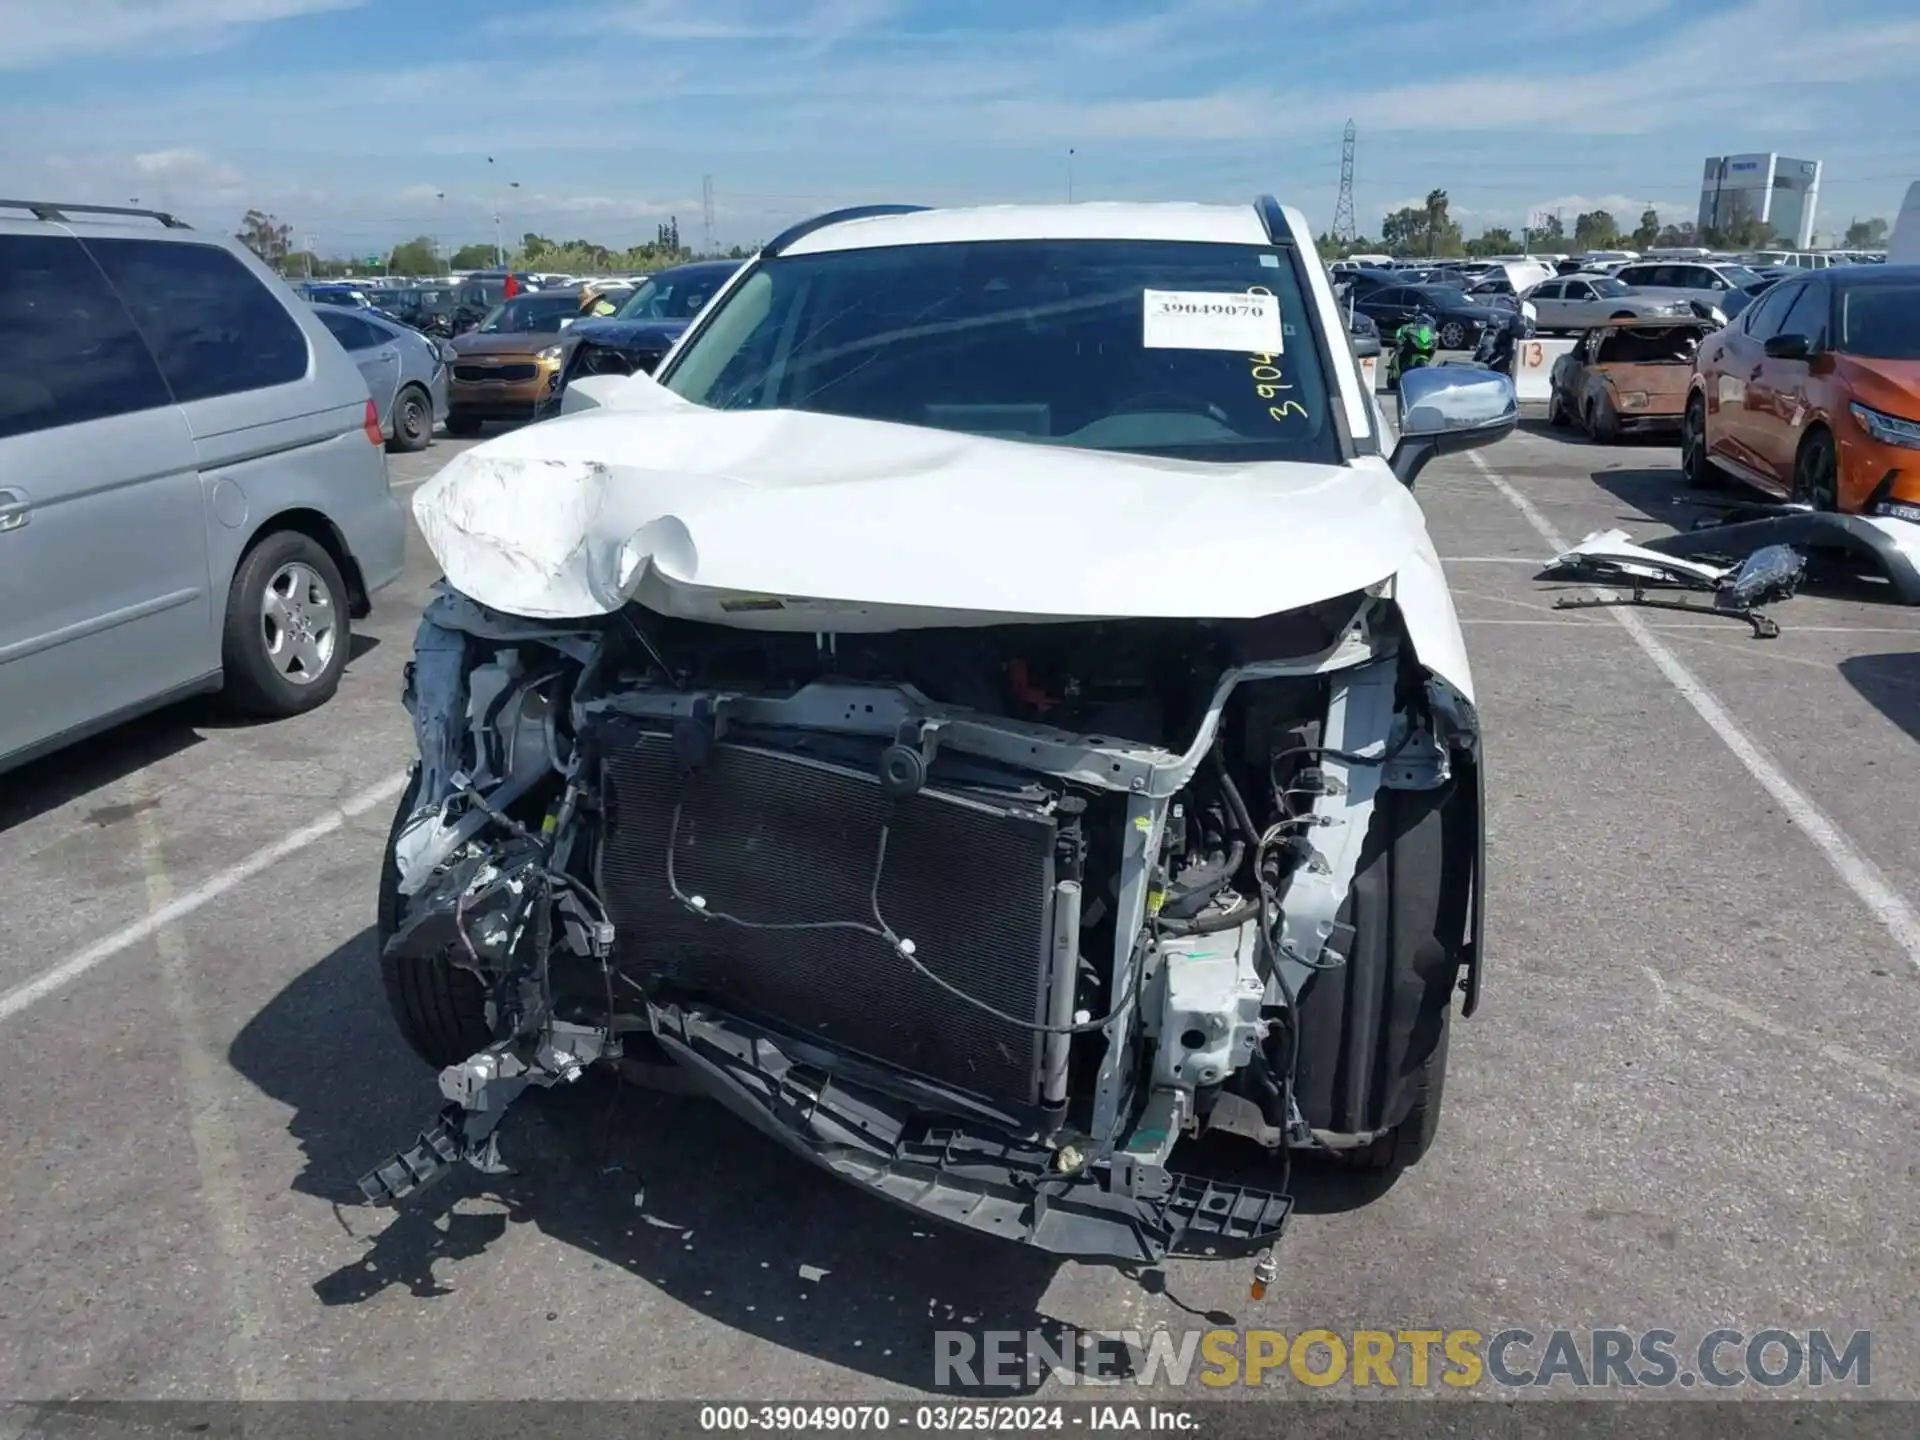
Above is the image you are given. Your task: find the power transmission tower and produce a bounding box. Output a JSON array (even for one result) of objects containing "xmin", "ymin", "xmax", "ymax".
[
  {"xmin": 702, "ymin": 175, "xmax": 716, "ymax": 256},
  {"xmin": 1332, "ymin": 120, "xmax": 1357, "ymax": 242}
]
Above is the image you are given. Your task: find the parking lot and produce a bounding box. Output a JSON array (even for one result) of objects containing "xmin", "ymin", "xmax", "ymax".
[{"xmin": 2, "ymin": 416, "xmax": 1916, "ymax": 1402}]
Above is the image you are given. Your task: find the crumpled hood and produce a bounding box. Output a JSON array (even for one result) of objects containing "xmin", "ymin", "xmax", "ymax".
[
  {"xmin": 410, "ymin": 396, "xmax": 1431, "ymax": 634},
  {"xmin": 565, "ymin": 317, "xmax": 689, "ymax": 349}
]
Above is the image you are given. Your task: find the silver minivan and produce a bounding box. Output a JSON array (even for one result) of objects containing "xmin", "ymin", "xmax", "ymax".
[
  {"xmin": 1613, "ymin": 259, "xmax": 1767, "ymax": 313},
  {"xmin": 0, "ymin": 200, "xmax": 406, "ymax": 775}
]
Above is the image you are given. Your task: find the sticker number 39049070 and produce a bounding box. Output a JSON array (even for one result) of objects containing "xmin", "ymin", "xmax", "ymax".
[{"xmin": 1142, "ymin": 289, "xmax": 1284, "ymax": 353}]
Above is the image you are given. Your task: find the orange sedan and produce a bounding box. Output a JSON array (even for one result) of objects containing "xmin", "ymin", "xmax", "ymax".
[{"xmin": 1682, "ymin": 265, "xmax": 1920, "ymax": 520}]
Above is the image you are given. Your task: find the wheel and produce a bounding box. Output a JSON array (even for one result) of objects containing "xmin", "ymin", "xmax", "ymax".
[
  {"xmin": 1438, "ymin": 320, "xmax": 1467, "ymax": 349},
  {"xmin": 1546, "ymin": 388, "xmax": 1570, "ymax": 427},
  {"xmin": 1288, "ymin": 777, "xmax": 1470, "ymax": 1178},
  {"xmin": 377, "ymin": 773, "xmax": 494, "ymax": 1068},
  {"xmin": 1587, "ymin": 397, "xmax": 1621, "ymax": 444},
  {"xmin": 1681, "ymin": 393, "xmax": 1727, "ymax": 489},
  {"xmin": 1794, "ymin": 427, "xmax": 1839, "ymax": 511},
  {"xmin": 445, "ymin": 410, "xmax": 483, "ymax": 437},
  {"xmin": 220, "ymin": 531, "xmax": 349, "ymax": 717},
  {"xmin": 388, "ymin": 384, "xmax": 433, "ymax": 452},
  {"xmin": 1340, "ymin": 1015, "xmax": 1450, "ymax": 1171}
]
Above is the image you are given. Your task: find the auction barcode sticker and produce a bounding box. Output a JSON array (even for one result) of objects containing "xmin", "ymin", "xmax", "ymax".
[{"xmin": 1142, "ymin": 289, "xmax": 1283, "ymax": 353}]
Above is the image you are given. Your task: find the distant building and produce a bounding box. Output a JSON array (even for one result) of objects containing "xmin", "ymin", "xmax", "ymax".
[{"xmin": 1699, "ymin": 154, "xmax": 1822, "ymax": 248}]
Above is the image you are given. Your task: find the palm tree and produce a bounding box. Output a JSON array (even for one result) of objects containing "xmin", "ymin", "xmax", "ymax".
[{"xmin": 1424, "ymin": 189, "xmax": 1449, "ymax": 258}]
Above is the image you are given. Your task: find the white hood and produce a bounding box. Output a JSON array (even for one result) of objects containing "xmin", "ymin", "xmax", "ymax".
[{"xmin": 412, "ymin": 391, "xmax": 1433, "ymax": 638}]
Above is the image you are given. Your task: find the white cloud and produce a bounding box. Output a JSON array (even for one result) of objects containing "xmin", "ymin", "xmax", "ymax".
[{"xmin": 0, "ymin": 0, "xmax": 364, "ymax": 70}]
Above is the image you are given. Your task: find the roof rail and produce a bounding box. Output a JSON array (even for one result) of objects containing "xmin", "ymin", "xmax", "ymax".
[
  {"xmin": 762, "ymin": 204, "xmax": 929, "ymax": 257},
  {"xmin": 0, "ymin": 198, "xmax": 192, "ymax": 229},
  {"xmin": 1253, "ymin": 195, "xmax": 1296, "ymax": 247}
]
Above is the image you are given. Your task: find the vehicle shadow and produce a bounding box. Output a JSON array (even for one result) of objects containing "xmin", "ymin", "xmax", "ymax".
[
  {"xmin": 230, "ymin": 927, "xmax": 1146, "ymax": 1395},
  {"xmin": 1840, "ymin": 652, "xmax": 1920, "ymax": 745},
  {"xmin": 0, "ymin": 708, "xmax": 205, "ymax": 833},
  {"xmin": 1582, "ymin": 465, "xmax": 1726, "ymax": 531}
]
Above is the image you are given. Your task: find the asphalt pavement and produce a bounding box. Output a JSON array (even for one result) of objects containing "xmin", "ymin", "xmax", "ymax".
[{"xmin": 2, "ymin": 414, "xmax": 1917, "ymax": 1403}]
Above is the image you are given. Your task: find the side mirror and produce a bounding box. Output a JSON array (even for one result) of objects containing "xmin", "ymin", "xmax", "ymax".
[
  {"xmin": 1390, "ymin": 365, "xmax": 1519, "ymax": 488},
  {"xmin": 1764, "ymin": 333, "xmax": 1812, "ymax": 360}
]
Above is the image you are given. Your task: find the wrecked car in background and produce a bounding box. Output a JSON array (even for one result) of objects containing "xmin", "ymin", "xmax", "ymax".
[
  {"xmin": 1547, "ymin": 317, "xmax": 1716, "ymax": 441},
  {"xmin": 362, "ymin": 199, "xmax": 1518, "ymax": 1273}
]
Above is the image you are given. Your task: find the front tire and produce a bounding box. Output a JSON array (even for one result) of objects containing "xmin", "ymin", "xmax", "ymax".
[
  {"xmin": 377, "ymin": 774, "xmax": 495, "ymax": 1068},
  {"xmin": 1546, "ymin": 388, "xmax": 1570, "ymax": 427},
  {"xmin": 220, "ymin": 531, "xmax": 349, "ymax": 717},
  {"xmin": 1587, "ymin": 396, "xmax": 1621, "ymax": 444},
  {"xmin": 1794, "ymin": 427, "xmax": 1839, "ymax": 511},
  {"xmin": 1341, "ymin": 1015, "xmax": 1449, "ymax": 1171}
]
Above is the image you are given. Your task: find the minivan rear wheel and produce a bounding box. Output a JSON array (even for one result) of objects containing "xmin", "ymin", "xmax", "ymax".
[{"xmin": 220, "ymin": 531, "xmax": 349, "ymax": 717}]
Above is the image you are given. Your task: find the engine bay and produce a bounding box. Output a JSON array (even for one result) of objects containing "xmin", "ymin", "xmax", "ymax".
[{"xmin": 362, "ymin": 585, "xmax": 1481, "ymax": 1265}]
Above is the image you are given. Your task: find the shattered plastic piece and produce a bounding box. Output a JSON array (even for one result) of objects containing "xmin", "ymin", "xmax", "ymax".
[{"xmin": 1542, "ymin": 529, "xmax": 1732, "ymax": 590}]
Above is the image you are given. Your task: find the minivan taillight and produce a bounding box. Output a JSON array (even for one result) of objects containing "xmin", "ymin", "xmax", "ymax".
[{"xmin": 363, "ymin": 398, "xmax": 384, "ymax": 446}]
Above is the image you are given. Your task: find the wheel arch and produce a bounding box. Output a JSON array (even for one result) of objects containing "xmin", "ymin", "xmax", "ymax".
[{"xmin": 230, "ymin": 507, "xmax": 370, "ymax": 619}]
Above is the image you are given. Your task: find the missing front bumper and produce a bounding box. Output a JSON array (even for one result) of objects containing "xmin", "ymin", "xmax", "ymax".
[{"xmin": 650, "ymin": 1004, "xmax": 1292, "ymax": 1266}]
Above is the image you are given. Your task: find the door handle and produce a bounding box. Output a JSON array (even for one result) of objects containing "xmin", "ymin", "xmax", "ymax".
[{"xmin": 0, "ymin": 488, "xmax": 30, "ymax": 534}]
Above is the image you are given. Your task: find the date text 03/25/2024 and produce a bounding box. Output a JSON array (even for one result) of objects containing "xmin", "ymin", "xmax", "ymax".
[{"xmin": 698, "ymin": 1404, "xmax": 1195, "ymax": 1431}]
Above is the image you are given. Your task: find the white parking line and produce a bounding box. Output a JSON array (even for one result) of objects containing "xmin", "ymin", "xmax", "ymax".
[
  {"xmin": 1469, "ymin": 450, "xmax": 1920, "ymax": 971},
  {"xmin": 0, "ymin": 771, "xmax": 411, "ymax": 1025},
  {"xmin": 1644, "ymin": 966, "xmax": 1920, "ymax": 1100}
]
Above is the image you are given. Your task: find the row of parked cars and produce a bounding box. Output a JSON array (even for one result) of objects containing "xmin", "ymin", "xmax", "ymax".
[
  {"xmin": 1544, "ymin": 264, "xmax": 1919, "ymax": 525},
  {"xmin": 296, "ymin": 264, "xmax": 743, "ymax": 434}
]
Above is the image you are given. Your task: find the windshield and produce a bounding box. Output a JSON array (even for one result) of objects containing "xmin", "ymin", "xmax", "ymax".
[
  {"xmin": 615, "ymin": 270, "xmax": 731, "ymax": 322},
  {"xmin": 1591, "ymin": 278, "xmax": 1632, "ymax": 297},
  {"xmin": 1716, "ymin": 265, "xmax": 1764, "ymax": 288},
  {"xmin": 660, "ymin": 238, "xmax": 1339, "ymax": 465},
  {"xmin": 477, "ymin": 295, "xmax": 577, "ymax": 334},
  {"xmin": 1839, "ymin": 284, "xmax": 1920, "ymax": 359}
]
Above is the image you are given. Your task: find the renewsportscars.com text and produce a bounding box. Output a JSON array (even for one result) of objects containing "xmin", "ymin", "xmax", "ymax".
[{"xmin": 933, "ymin": 1327, "xmax": 1871, "ymax": 1391}]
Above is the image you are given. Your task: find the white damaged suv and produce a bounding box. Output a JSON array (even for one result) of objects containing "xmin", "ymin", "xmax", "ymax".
[{"xmin": 363, "ymin": 199, "xmax": 1517, "ymax": 1273}]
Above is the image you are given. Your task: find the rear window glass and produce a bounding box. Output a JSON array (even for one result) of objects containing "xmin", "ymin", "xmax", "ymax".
[
  {"xmin": 0, "ymin": 234, "xmax": 173, "ymax": 440},
  {"xmin": 86, "ymin": 239, "xmax": 309, "ymax": 402}
]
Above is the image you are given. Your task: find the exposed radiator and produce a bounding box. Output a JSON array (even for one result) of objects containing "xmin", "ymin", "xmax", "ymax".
[{"xmin": 596, "ymin": 723, "xmax": 1062, "ymax": 1107}]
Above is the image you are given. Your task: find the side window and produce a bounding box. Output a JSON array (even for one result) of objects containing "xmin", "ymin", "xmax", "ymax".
[
  {"xmin": 1615, "ymin": 267, "xmax": 1648, "ymax": 287},
  {"xmin": 1775, "ymin": 284, "xmax": 1827, "ymax": 344},
  {"xmin": 84, "ymin": 239, "xmax": 309, "ymax": 402},
  {"xmin": 1533, "ymin": 281, "xmax": 1563, "ymax": 300},
  {"xmin": 327, "ymin": 312, "xmax": 385, "ymax": 350},
  {"xmin": 1563, "ymin": 281, "xmax": 1593, "ymax": 300},
  {"xmin": 1743, "ymin": 283, "xmax": 1801, "ymax": 341},
  {"xmin": 0, "ymin": 233, "xmax": 173, "ymax": 440}
]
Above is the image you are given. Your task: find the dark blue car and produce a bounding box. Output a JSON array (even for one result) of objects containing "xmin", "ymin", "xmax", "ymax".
[{"xmin": 550, "ymin": 261, "xmax": 743, "ymax": 403}]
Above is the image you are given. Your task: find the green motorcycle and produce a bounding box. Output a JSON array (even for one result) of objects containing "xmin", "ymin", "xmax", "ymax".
[{"xmin": 1387, "ymin": 312, "xmax": 1439, "ymax": 389}]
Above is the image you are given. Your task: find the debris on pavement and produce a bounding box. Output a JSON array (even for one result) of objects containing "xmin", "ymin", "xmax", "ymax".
[{"xmin": 1541, "ymin": 528, "xmax": 1806, "ymax": 638}]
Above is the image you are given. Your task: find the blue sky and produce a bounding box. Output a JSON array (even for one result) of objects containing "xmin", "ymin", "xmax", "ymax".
[{"xmin": 2, "ymin": 0, "xmax": 1916, "ymax": 255}]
